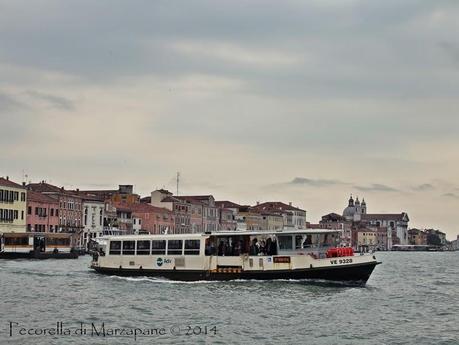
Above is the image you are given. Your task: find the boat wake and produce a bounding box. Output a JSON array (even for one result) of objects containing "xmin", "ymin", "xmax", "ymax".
[{"xmin": 107, "ymin": 275, "xmax": 365, "ymax": 287}]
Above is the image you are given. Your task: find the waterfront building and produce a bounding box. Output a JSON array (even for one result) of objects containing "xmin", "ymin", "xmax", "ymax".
[
  {"xmin": 342, "ymin": 196, "xmax": 409, "ymax": 247},
  {"xmin": 150, "ymin": 190, "xmax": 220, "ymax": 233},
  {"xmin": 408, "ymin": 228, "xmax": 427, "ymax": 245},
  {"xmin": 129, "ymin": 203, "xmax": 175, "ymax": 234},
  {"xmin": 343, "ymin": 196, "xmax": 367, "ymax": 222},
  {"xmin": 173, "ymin": 196, "xmax": 205, "ymax": 233},
  {"xmin": 79, "ymin": 185, "xmax": 140, "ymax": 205},
  {"xmin": 259, "ymin": 212, "xmax": 284, "ymax": 231},
  {"xmin": 218, "ymin": 208, "xmax": 237, "ymax": 231},
  {"xmin": 133, "ymin": 216, "xmax": 142, "ymax": 234},
  {"xmin": 424, "ymin": 229, "xmax": 447, "ymax": 246},
  {"xmin": 362, "ymin": 213, "xmax": 409, "ymax": 247},
  {"xmin": 102, "ymin": 202, "xmax": 124, "ymax": 235},
  {"xmin": 26, "ymin": 190, "xmax": 59, "ymax": 233},
  {"xmin": 0, "ymin": 177, "xmax": 27, "ymax": 233},
  {"xmin": 150, "ymin": 189, "xmax": 191, "ymax": 234},
  {"xmin": 319, "ymin": 213, "xmax": 349, "ymax": 247},
  {"xmin": 176, "ymin": 195, "xmax": 218, "ymax": 232},
  {"xmin": 452, "ymin": 235, "xmax": 459, "ymax": 250},
  {"xmin": 236, "ymin": 206, "xmax": 264, "ymax": 230},
  {"xmin": 375, "ymin": 227, "xmax": 389, "ymax": 251},
  {"xmin": 353, "ymin": 228, "xmax": 377, "ymax": 252},
  {"xmin": 112, "ymin": 204, "xmax": 134, "ymax": 234},
  {"xmin": 251, "ymin": 201, "xmax": 307, "ymax": 229},
  {"xmin": 80, "ymin": 196, "xmax": 105, "ymax": 247},
  {"xmin": 215, "ymin": 201, "xmax": 240, "ymax": 231},
  {"xmin": 27, "ymin": 182, "xmax": 83, "ymax": 234},
  {"xmin": 215, "ymin": 200, "xmax": 241, "ymax": 215}
]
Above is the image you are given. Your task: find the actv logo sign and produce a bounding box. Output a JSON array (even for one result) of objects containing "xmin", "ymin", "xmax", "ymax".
[{"xmin": 156, "ymin": 258, "xmax": 172, "ymax": 267}]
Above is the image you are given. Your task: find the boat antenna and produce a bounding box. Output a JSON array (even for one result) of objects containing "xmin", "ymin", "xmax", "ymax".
[{"xmin": 176, "ymin": 172, "xmax": 180, "ymax": 196}]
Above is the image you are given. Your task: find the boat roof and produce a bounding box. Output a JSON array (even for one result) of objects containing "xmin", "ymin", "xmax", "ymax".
[
  {"xmin": 211, "ymin": 229, "xmax": 339, "ymax": 236},
  {"xmin": 1, "ymin": 232, "xmax": 72, "ymax": 238},
  {"xmin": 103, "ymin": 228, "xmax": 339, "ymax": 241}
]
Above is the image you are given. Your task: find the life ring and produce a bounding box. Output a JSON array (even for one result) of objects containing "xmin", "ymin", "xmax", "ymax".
[{"xmin": 53, "ymin": 248, "xmax": 59, "ymax": 254}]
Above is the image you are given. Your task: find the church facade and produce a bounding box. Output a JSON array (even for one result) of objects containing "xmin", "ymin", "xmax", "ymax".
[{"xmin": 342, "ymin": 196, "xmax": 409, "ymax": 248}]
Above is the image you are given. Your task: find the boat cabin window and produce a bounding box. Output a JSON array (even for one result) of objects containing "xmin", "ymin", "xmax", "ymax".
[
  {"xmin": 151, "ymin": 240, "xmax": 166, "ymax": 255},
  {"xmin": 167, "ymin": 240, "xmax": 183, "ymax": 255},
  {"xmin": 278, "ymin": 235, "xmax": 293, "ymax": 250},
  {"xmin": 208, "ymin": 235, "xmax": 277, "ymax": 256},
  {"xmin": 122, "ymin": 241, "xmax": 135, "ymax": 255},
  {"xmin": 4, "ymin": 236, "xmax": 29, "ymax": 246},
  {"xmin": 47, "ymin": 237, "xmax": 70, "ymax": 247},
  {"xmin": 184, "ymin": 240, "xmax": 200, "ymax": 255},
  {"xmin": 136, "ymin": 240, "xmax": 150, "ymax": 255},
  {"xmin": 109, "ymin": 241, "xmax": 121, "ymax": 255}
]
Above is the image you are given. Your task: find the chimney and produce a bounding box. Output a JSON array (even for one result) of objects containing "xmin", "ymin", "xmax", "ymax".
[
  {"xmin": 6, "ymin": 176, "xmax": 9, "ymax": 180},
  {"xmin": 76, "ymin": 188, "xmax": 79, "ymax": 192},
  {"xmin": 22, "ymin": 182, "xmax": 26, "ymax": 186},
  {"xmin": 289, "ymin": 202, "xmax": 292, "ymax": 206},
  {"xmin": 256, "ymin": 201, "xmax": 260, "ymax": 205}
]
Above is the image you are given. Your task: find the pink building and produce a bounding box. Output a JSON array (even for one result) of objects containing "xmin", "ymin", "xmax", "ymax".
[
  {"xmin": 27, "ymin": 182, "xmax": 83, "ymax": 233},
  {"xmin": 26, "ymin": 190, "xmax": 59, "ymax": 232}
]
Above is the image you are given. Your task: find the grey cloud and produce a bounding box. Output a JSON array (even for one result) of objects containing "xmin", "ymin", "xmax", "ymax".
[
  {"xmin": 289, "ymin": 177, "xmax": 348, "ymax": 187},
  {"xmin": 355, "ymin": 184, "xmax": 399, "ymax": 192},
  {"xmin": 0, "ymin": 0, "xmax": 458, "ymax": 100},
  {"xmin": 0, "ymin": 92, "xmax": 27, "ymax": 111},
  {"xmin": 26, "ymin": 91, "xmax": 75, "ymax": 111},
  {"xmin": 413, "ymin": 183, "xmax": 434, "ymax": 191},
  {"xmin": 442, "ymin": 193, "xmax": 459, "ymax": 199},
  {"xmin": 439, "ymin": 41, "xmax": 459, "ymax": 65}
]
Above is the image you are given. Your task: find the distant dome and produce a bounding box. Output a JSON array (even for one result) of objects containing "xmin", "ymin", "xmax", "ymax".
[{"xmin": 343, "ymin": 205, "xmax": 356, "ymax": 218}]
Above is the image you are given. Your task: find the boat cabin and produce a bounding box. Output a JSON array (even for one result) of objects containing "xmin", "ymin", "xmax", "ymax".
[
  {"xmin": 96, "ymin": 229, "xmax": 340, "ymax": 259},
  {"xmin": 0, "ymin": 232, "xmax": 75, "ymax": 257}
]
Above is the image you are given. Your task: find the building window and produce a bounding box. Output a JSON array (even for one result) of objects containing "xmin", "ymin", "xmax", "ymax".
[
  {"xmin": 21, "ymin": 210, "xmax": 24, "ymax": 220},
  {"xmin": 28, "ymin": 206, "xmax": 32, "ymax": 215}
]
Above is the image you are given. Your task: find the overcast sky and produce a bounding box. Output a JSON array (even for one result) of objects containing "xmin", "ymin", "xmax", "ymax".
[{"xmin": 1, "ymin": 0, "xmax": 458, "ymax": 239}]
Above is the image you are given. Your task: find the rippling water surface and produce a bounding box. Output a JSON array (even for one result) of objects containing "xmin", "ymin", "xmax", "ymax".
[{"xmin": 0, "ymin": 252, "xmax": 458, "ymax": 345}]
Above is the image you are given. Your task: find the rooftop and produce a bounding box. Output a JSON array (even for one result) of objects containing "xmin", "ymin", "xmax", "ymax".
[
  {"xmin": 215, "ymin": 200, "xmax": 242, "ymax": 209},
  {"xmin": 251, "ymin": 201, "xmax": 306, "ymax": 213},
  {"xmin": 361, "ymin": 213, "xmax": 408, "ymax": 221},
  {"xmin": 27, "ymin": 190, "xmax": 59, "ymax": 204},
  {"xmin": 0, "ymin": 177, "xmax": 25, "ymax": 189}
]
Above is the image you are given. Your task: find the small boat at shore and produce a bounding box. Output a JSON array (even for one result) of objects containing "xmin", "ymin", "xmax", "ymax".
[
  {"xmin": 90, "ymin": 229, "xmax": 380, "ymax": 284},
  {"xmin": 0, "ymin": 232, "xmax": 79, "ymax": 259}
]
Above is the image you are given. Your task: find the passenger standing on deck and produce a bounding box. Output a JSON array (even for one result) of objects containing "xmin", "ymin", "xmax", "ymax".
[
  {"xmin": 266, "ymin": 238, "xmax": 272, "ymax": 255},
  {"xmin": 250, "ymin": 238, "xmax": 259, "ymax": 255}
]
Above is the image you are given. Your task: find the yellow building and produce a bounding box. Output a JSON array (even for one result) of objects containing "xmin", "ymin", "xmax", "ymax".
[
  {"xmin": 261, "ymin": 213, "xmax": 284, "ymax": 230},
  {"xmin": 357, "ymin": 229, "xmax": 377, "ymax": 250},
  {"xmin": 0, "ymin": 177, "xmax": 27, "ymax": 233}
]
